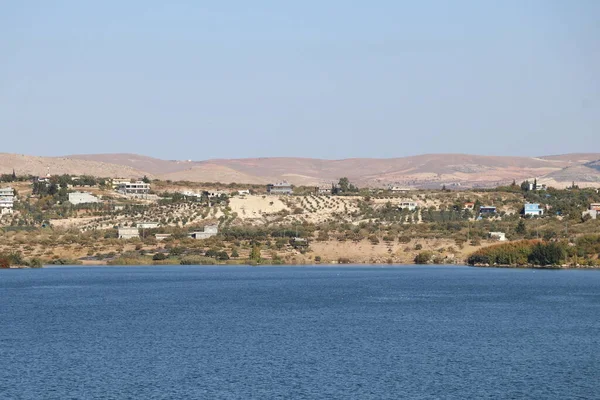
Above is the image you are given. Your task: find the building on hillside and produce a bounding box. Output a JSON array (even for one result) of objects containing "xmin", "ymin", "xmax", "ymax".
[
  {"xmin": 267, "ymin": 181, "xmax": 293, "ymax": 195},
  {"xmin": 117, "ymin": 181, "xmax": 150, "ymax": 197},
  {"xmin": 489, "ymin": 232, "xmax": 507, "ymax": 241},
  {"xmin": 528, "ymin": 182, "xmax": 547, "ymax": 191},
  {"xmin": 582, "ymin": 209, "xmax": 598, "ymax": 220},
  {"xmin": 237, "ymin": 189, "xmax": 250, "ymax": 195},
  {"xmin": 112, "ymin": 178, "xmax": 133, "ymax": 189},
  {"xmin": 479, "ymin": 206, "xmax": 497, "ymax": 215},
  {"xmin": 464, "ymin": 202, "xmax": 475, "ymax": 211},
  {"xmin": 155, "ymin": 234, "xmax": 172, "ymax": 241},
  {"xmin": 582, "ymin": 203, "xmax": 600, "ymax": 220},
  {"xmin": 189, "ymin": 224, "xmax": 218, "ymax": 240},
  {"xmin": 317, "ymin": 185, "xmax": 332, "ymax": 195},
  {"xmin": 68, "ymin": 192, "xmax": 100, "ymax": 205},
  {"xmin": 389, "ymin": 186, "xmax": 412, "ymax": 193},
  {"xmin": 137, "ymin": 222, "xmax": 160, "ymax": 229},
  {"xmin": 0, "ymin": 187, "xmax": 15, "ymax": 198},
  {"xmin": 524, "ymin": 203, "xmax": 544, "ymax": 217},
  {"xmin": 399, "ymin": 201, "xmax": 418, "ymax": 211},
  {"xmin": 207, "ymin": 191, "xmax": 228, "ymax": 198},
  {"xmin": 118, "ymin": 227, "xmax": 140, "ymax": 240},
  {"xmin": 0, "ymin": 187, "xmax": 15, "ymax": 215}
]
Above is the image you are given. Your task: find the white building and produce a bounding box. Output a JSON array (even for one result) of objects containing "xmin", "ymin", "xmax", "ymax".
[
  {"xmin": 112, "ymin": 178, "xmax": 133, "ymax": 189},
  {"xmin": 489, "ymin": 232, "xmax": 507, "ymax": 241},
  {"xmin": 0, "ymin": 187, "xmax": 14, "ymax": 215},
  {"xmin": 399, "ymin": 201, "xmax": 418, "ymax": 211},
  {"xmin": 189, "ymin": 224, "xmax": 218, "ymax": 240},
  {"xmin": 237, "ymin": 190, "xmax": 250, "ymax": 195},
  {"xmin": 389, "ymin": 186, "xmax": 412, "ymax": 193},
  {"xmin": 267, "ymin": 182, "xmax": 293, "ymax": 195},
  {"xmin": 118, "ymin": 181, "xmax": 151, "ymax": 197},
  {"xmin": 68, "ymin": 192, "xmax": 100, "ymax": 205},
  {"xmin": 118, "ymin": 227, "xmax": 140, "ymax": 240},
  {"xmin": 137, "ymin": 222, "xmax": 160, "ymax": 229},
  {"xmin": 524, "ymin": 203, "xmax": 544, "ymax": 217}
]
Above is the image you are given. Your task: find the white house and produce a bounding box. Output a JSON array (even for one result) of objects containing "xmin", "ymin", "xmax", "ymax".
[
  {"xmin": 489, "ymin": 232, "xmax": 507, "ymax": 241},
  {"xmin": 524, "ymin": 203, "xmax": 544, "ymax": 216},
  {"xmin": 0, "ymin": 187, "xmax": 15, "ymax": 215},
  {"xmin": 389, "ymin": 186, "xmax": 412, "ymax": 194},
  {"xmin": 189, "ymin": 224, "xmax": 218, "ymax": 240},
  {"xmin": 399, "ymin": 201, "xmax": 418, "ymax": 211},
  {"xmin": 68, "ymin": 192, "xmax": 100, "ymax": 205},
  {"xmin": 118, "ymin": 181, "xmax": 150, "ymax": 196},
  {"xmin": 118, "ymin": 227, "xmax": 140, "ymax": 240},
  {"xmin": 267, "ymin": 182, "xmax": 293, "ymax": 195},
  {"xmin": 137, "ymin": 222, "xmax": 160, "ymax": 229}
]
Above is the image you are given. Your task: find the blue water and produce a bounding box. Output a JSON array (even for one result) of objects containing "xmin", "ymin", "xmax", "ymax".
[{"xmin": 1, "ymin": 266, "xmax": 599, "ymax": 399}]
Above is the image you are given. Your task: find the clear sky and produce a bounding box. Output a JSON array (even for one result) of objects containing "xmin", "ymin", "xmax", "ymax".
[{"xmin": 1, "ymin": 1, "xmax": 598, "ymax": 160}]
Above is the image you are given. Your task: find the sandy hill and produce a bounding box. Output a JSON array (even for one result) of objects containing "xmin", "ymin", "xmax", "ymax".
[
  {"xmin": 0, "ymin": 153, "xmax": 148, "ymax": 178},
  {"xmin": 2, "ymin": 152, "xmax": 600, "ymax": 188}
]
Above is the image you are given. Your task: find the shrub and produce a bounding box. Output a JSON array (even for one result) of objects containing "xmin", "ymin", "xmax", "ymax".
[
  {"xmin": 152, "ymin": 253, "xmax": 167, "ymax": 261},
  {"xmin": 180, "ymin": 256, "xmax": 216, "ymax": 265},
  {"xmin": 414, "ymin": 251, "xmax": 433, "ymax": 264},
  {"xmin": 415, "ymin": 244, "xmax": 423, "ymax": 250}
]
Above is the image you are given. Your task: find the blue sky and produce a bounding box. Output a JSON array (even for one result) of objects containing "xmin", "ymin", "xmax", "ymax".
[{"xmin": 1, "ymin": 1, "xmax": 598, "ymax": 160}]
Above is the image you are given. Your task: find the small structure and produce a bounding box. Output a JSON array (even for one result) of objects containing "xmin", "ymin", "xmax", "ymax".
[
  {"xmin": 206, "ymin": 191, "xmax": 227, "ymax": 198},
  {"xmin": 137, "ymin": 222, "xmax": 160, "ymax": 229},
  {"xmin": 464, "ymin": 202, "xmax": 475, "ymax": 211},
  {"xmin": 189, "ymin": 224, "xmax": 218, "ymax": 240},
  {"xmin": 479, "ymin": 206, "xmax": 497, "ymax": 215},
  {"xmin": 118, "ymin": 227, "xmax": 140, "ymax": 240},
  {"xmin": 489, "ymin": 232, "xmax": 507, "ymax": 241},
  {"xmin": 528, "ymin": 182, "xmax": 547, "ymax": 191},
  {"xmin": 117, "ymin": 181, "xmax": 150, "ymax": 196},
  {"xmin": 111, "ymin": 178, "xmax": 133, "ymax": 189},
  {"xmin": 0, "ymin": 187, "xmax": 15, "ymax": 215},
  {"xmin": 582, "ymin": 204, "xmax": 600, "ymax": 220},
  {"xmin": 155, "ymin": 234, "xmax": 172, "ymax": 241},
  {"xmin": 317, "ymin": 185, "xmax": 332, "ymax": 195},
  {"xmin": 68, "ymin": 192, "xmax": 100, "ymax": 205},
  {"xmin": 267, "ymin": 181, "xmax": 293, "ymax": 195},
  {"xmin": 524, "ymin": 203, "xmax": 544, "ymax": 217},
  {"xmin": 389, "ymin": 186, "xmax": 412, "ymax": 193},
  {"xmin": 237, "ymin": 190, "xmax": 250, "ymax": 195},
  {"xmin": 290, "ymin": 237, "xmax": 309, "ymax": 249},
  {"xmin": 399, "ymin": 201, "xmax": 418, "ymax": 211}
]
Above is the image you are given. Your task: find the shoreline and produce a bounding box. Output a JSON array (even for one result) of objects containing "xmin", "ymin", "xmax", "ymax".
[{"xmin": 10, "ymin": 262, "xmax": 598, "ymax": 270}]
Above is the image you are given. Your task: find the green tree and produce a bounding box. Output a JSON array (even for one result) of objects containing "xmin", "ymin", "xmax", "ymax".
[
  {"xmin": 515, "ymin": 220, "xmax": 526, "ymax": 235},
  {"xmin": 249, "ymin": 245, "xmax": 261, "ymax": 263}
]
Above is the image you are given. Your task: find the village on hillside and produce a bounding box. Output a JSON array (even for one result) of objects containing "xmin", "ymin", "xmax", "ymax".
[{"xmin": 1, "ymin": 168, "xmax": 600, "ymax": 268}]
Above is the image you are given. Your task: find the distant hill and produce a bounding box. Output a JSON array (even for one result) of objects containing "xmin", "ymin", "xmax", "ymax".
[
  {"xmin": 3, "ymin": 152, "xmax": 600, "ymax": 188},
  {"xmin": 0, "ymin": 153, "xmax": 148, "ymax": 179}
]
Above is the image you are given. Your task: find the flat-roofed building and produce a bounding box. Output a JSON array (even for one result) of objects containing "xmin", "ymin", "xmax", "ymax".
[
  {"xmin": 68, "ymin": 192, "xmax": 100, "ymax": 205},
  {"xmin": 118, "ymin": 181, "xmax": 150, "ymax": 196},
  {"xmin": 267, "ymin": 181, "xmax": 293, "ymax": 195},
  {"xmin": 189, "ymin": 224, "xmax": 218, "ymax": 240},
  {"xmin": 118, "ymin": 227, "xmax": 140, "ymax": 240}
]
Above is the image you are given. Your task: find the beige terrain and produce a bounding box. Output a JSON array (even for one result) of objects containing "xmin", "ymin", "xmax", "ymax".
[{"xmin": 2, "ymin": 152, "xmax": 600, "ymax": 188}]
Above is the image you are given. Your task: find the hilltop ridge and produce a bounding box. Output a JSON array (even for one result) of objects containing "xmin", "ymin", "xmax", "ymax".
[{"xmin": 2, "ymin": 152, "xmax": 600, "ymax": 188}]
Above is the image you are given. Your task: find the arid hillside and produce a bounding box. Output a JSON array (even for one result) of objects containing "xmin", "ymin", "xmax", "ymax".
[
  {"xmin": 0, "ymin": 153, "xmax": 148, "ymax": 178},
  {"xmin": 4, "ymin": 152, "xmax": 600, "ymax": 188}
]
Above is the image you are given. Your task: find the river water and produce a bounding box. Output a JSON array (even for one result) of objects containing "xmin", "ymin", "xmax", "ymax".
[{"xmin": 1, "ymin": 265, "xmax": 599, "ymax": 399}]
